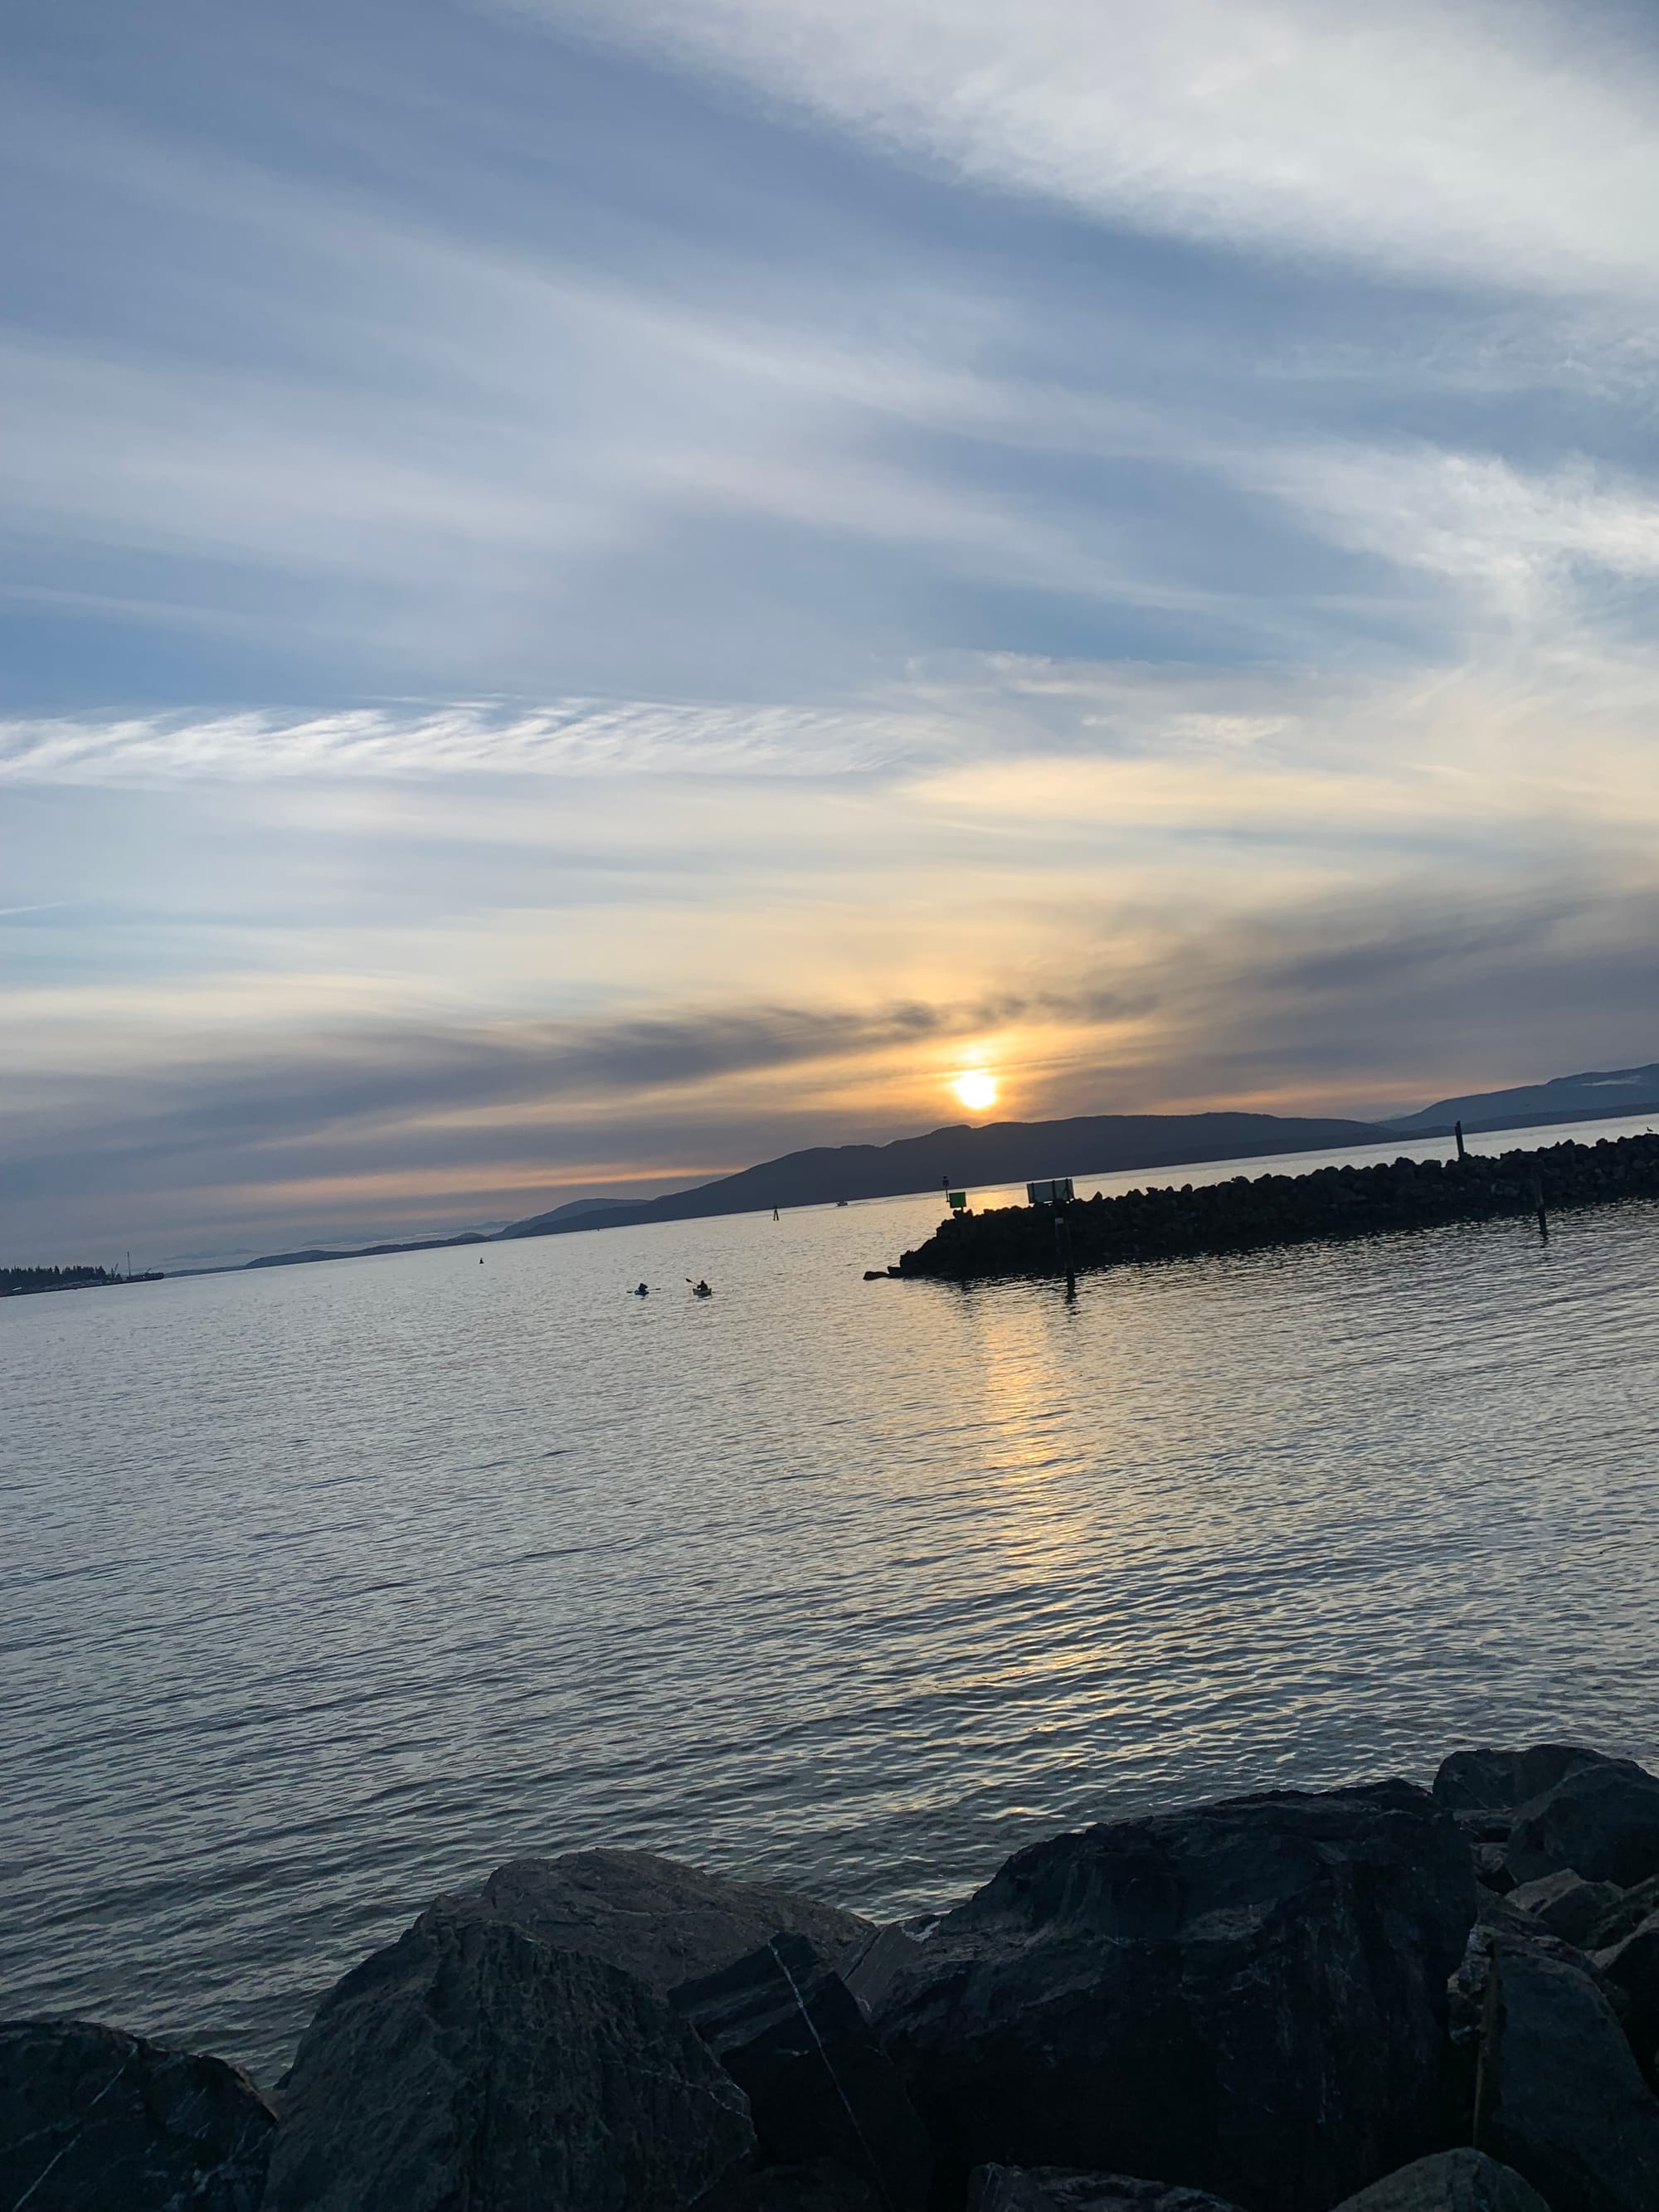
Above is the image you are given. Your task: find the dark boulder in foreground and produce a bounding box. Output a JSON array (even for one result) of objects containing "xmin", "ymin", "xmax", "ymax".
[
  {"xmin": 260, "ymin": 1903, "xmax": 753, "ymax": 2212},
  {"xmin": 966, "ymin": 2166, "xmax": 1244, "ymax": 2211},
  {"xmin": 35, "ymin": 1744, "xmax": 1659, "ymax": 2212},
  {"xmin": 0, "ymin": 2019, "xmax": 275, "ymax": 2212},
  {"xmin": 864, "ymin": 1780, "xmax": 1475, "ymax": 2212},
  {"xmin": 1326, "ymin": 2149, "xmax": 1550, "ymax": 2210},
  {"xmin": 443, "ymin": 1847, "xmax": 872, "ymax": 1995},
  {"xmin": 674, "ymin": 1931, "xmax": 932, "ymax": 2206},
  {"xmin": 1506, "ymin": 1760, "xmax": 1659, "ymax": 1890},
  {"xmin": 1468, "ymin": 1923, "xmax": 1659, "ymax": 2212}
]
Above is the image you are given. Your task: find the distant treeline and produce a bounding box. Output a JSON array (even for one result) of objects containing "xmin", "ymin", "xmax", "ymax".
[{"xmin": 1, "ymin": 1264, "xmax": 162, "ymax": 1297}]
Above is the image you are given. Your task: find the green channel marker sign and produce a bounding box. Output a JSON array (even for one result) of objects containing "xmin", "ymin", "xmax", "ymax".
[{"xmin": 947, "ymin": 1190, "xmax": 967, "ymax": 1211}]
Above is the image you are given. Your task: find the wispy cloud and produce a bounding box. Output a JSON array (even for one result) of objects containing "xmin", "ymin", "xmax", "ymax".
[
  {"xmin": 0, "ymin": 699, "xmax": 945, "ymax": 785},
  {"xmin": 7, "ymin": 0, "xmax": 1659, "ymax": 1262},
  {"xmin": 538, "ymin": 0, "xmax": 1659, "ymax": 296}
]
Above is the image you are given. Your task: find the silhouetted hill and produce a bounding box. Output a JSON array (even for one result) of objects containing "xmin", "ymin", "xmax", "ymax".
[
  {"xmin": 246, "ymin": 1231, "xmax": 487, "ymax": 1269},
  {"xmin": 497, "ymin": 1111, "xmax": 1391, "ymax": 1241},
  {"xmin": 1389, "ymin": 1062, "xmax": 1659, "ymax": 1134}
]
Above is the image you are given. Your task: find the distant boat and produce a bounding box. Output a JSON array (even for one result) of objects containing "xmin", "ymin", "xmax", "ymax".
[{"xmin": 836, "ymin": 1199, "xmax": 849, "ymax": 1208}]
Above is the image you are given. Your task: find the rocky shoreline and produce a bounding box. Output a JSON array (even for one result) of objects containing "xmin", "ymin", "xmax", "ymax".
[
  {"xmin": 883, "ymin": 1130, "xmax": 1659, "ymax": 1284},
  {"xmin": 7, "ymin": 1744, "xmax": 1659, "ymax": 2210}
]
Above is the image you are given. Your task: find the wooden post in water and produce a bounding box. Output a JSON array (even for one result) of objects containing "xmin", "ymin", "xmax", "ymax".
[
  {"xmin": 1054, "ymin": 1209, "xmax": 1077, "ymax": 1300},
  {"xmin": 1454, "ymin": 1119, "xmax": 1466, "ymax": 1161}
]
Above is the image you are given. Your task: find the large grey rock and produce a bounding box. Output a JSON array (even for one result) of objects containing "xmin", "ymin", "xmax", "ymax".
[
  {"xmin": 0, "ymin": 2019, "xmax": 275, "ymax": 2212},
  {"xmin": 1433, "ymin": 1748, "xmax": 1607, "ymax": 1818},
  {"xmin": 1506, "ymin": 1871, "xmax": 1625, "ymax": 1948},
  {"xmin": 966, "ymin": 2167, "xmax": 1243, "ymax": 2211},
  {"xmin": 674, "ymin": 1932, "xmax": 932, "ymax": 2207},
  {"xmin": 1584, "ymin": 1873, "xmax": 1659, "ymax": 1953},
  {"xmin": 260, "ymin": 1903, "xmax": 753, "ymax": 2212},
  {"xmin": 1594, "ymin": 1911, "xmax": 1659, "ymax": 2083},
  {"xmin": 1450, "ymin": 1897, "xmax": 1610, "ymax": 2038},
  {"xmin": 1472, "ymin": 1928, "xmax": 1659, "ymax": 2212},
  {"xmin": 1472, "ymin": 1844, "xmax": 1514, "ymax": 1895},
  {"xmin": 1506, "ymin": 1760, "xmax": 1659, "ymax": 1889},
  {"xmin": 866, "ymin": 1781, "xmax": 1476, "ymax": 2212},
  {"xmin": 1326, "ymin": 2149, "xmax": 1550, "ymax": 2210},
  {"xmin": 839, "ymin": 1918, "xmax": 947, "ymax": 2020},
  {"xmin": 446, "ymin": 1849, "xmax": 872, "ymax": 1995}
]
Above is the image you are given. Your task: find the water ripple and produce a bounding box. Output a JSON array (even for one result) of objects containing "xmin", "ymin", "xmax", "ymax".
[{"xmin": 4, "ymin": 1127, "xmax": 1659, "ymax": 2078}]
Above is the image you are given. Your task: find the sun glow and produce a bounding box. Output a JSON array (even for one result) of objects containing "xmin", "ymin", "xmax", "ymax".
[{"xmin": 951, "ymin": 1070, "xmax": 999, "ymax": 1113}]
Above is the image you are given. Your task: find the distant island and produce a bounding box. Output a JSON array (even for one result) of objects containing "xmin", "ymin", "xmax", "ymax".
[
  {"xmin": 1392, "ymin": 1060, "xmax": 1659, "ymax": 1136},
  {"xmin": 494, "ymin": 1110, "xmax": 1390, "ymax": 1240},
  {"xmin": 211, "ymin": 1057, "xmax": 1659, "ymax": 1276}
]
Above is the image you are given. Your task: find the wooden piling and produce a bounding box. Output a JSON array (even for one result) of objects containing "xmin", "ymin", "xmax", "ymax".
[
  {"xmin": 1454, "ymin": 1118, "xmax": 1466, "ymax": 1161},
  {"xmin": 1055, "ymin": 1210, "xmax": 1077, "ymax": 1299}
]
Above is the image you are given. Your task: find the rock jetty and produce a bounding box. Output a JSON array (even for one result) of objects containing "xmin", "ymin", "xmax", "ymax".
[
  {"xmin": 888, "ymin": 1131, "xmax": 1659, "ymax": 1283},
  {"xmin": 7, "ymin": 1748, "xmax": 1659, "ymax": 2211}
]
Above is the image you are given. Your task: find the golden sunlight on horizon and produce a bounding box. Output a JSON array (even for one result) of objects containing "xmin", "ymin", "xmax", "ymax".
[{"xmin": 951, "ymin": 1070, "xmax": 1000, "ymax": 1114}]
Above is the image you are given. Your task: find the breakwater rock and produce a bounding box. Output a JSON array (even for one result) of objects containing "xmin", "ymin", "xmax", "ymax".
[
  {"xmin": 7, "ymin": 1751, "xmax": 1659, "ymax": 2212},
  {"xmin": 888, "ymin": 1131, "xmax": 1659, "ymax": 1284}
]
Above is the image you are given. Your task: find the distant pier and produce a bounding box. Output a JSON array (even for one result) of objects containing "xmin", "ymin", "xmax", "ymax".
[{"xmin": 887, "ymin": 1129, "xmax": 1659, "ymax": 1282}]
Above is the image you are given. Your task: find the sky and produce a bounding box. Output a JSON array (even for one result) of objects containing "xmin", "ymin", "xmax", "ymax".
[{"xmin": 6, "ymin": 0, "xmax": 1659, "ymax": 1266}]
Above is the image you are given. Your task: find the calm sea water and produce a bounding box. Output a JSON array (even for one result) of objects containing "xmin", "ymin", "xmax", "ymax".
[{"xmin": 5, "ymin": 1115, "xmax": 1659, "ymax": 2083}]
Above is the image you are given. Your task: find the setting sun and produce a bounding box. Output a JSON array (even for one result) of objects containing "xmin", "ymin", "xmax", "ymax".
[{"xmin": 951, "ymin": 1070, "xmax": 999, "ymax": 1113}]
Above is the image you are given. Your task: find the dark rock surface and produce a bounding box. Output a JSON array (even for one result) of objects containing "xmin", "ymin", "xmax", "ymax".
[
  {"xmin": 865, "ymin": 1780, "xmax": 1475, "ymax": 2212},
  {"xmin": 1326, "ymin": 2149, "xmax": 1550, "ymax": 2211},
  {"xmin": 1472, "ymin": 1845, "xmax": 1514, "ymax": 1894},
  {"xmin": 674, "ymin": 1931, "xmax": 932, "ymax": 2208},
  {"xmin": 1433, "ymin": 1748, "xmax": 1606, "ymax": 1819},
  {"xmin": 1594, "ymin": 1911, "xmax": 1659, "ymax": 2083},
  {"xmin": 1448, "ymin": 1896, "xmax": 1624, "ymax": 2055},
  {"xmin": 839, "ymin": 1920, "xmax": 947, "ymax": 2020},
  {"xmin": 1506, "ymin": 1760, "xmax": 1659, "ymax": 1889},
  {"xmin": 1584, "ymin": 1873, "xmax": 1659, "ymax": 1953},
  {"xmin": 966, "ymin": 2167, "xmax": 1244, "ymax": 2211},
  {"xmin": 892, "ymin": 1133, "xmax": 1659, "ymax": 1282},
  {"xmin": 260, "ymin": 1902, "xmax": 753, "ymax": 2212},
  {"xmin": 440, "ymin": 1848, "xmax": 872, "ymax": 1996},
  {"xmin": 697, "ymin": 2161, "xmax": 878, "ymax": 2211},
  {"xmin": 1506, "ymin": 1871, "xmax": 1626, "ymax": 1948},
  {"xmin": 1472, "ymin": 1927, "xmax": 1659, "ymax": 2212},
  {"xmin": 0, "ymin": 2019, "xmax": 275, "ymax": 2212}
]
